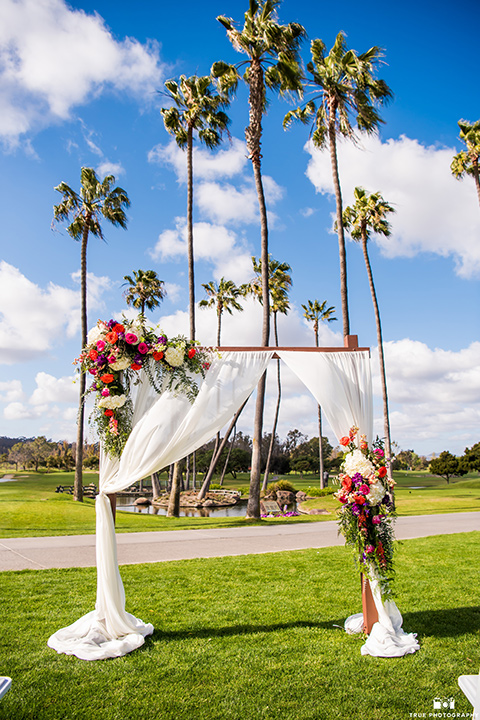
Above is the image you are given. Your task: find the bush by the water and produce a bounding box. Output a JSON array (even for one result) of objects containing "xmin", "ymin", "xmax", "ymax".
[{"xmin": 266, "ymin": 479, "xmax": 298, "ymax": 495}]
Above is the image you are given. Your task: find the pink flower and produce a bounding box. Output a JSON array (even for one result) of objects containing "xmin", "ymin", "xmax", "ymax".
[
  {"xmin": 101, "ymin": 389, "xmax": 110, "ymax": 397},
  {"xmin": 372, "ymin": 515, "xmax": 382, "ymax": 524},
  {"xmin": 88, "ymin": 368, "xmax": 97, "ymax": 375},
  {"xmin": 108, "ymin": 354, "xmax": 116, "ymax": 363},
  {"xmin": 125, "ymin": 333, "xmax": 138, "ymax": 344},
  {"xmin": 366, "ymin": 544, "xmax": 375, "ymax": 554},
  {"xmin": 97, "ymin": 340, "xmax": 106, "ymax": 351},
  {"xmin": 359, "ymin": 484, "xmax": 370, "ymax": 494},
  {"xmin": 138, "ymin": 342, "xmax": 148, "ymax": 354}
]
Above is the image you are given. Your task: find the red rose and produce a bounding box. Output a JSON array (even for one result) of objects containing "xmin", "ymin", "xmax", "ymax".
[
  {"xmin": 105, "ymin": 331, "xmax": 118, "ymax": 344},
  {"xmin": 341, "ymin": 476, "xmax": 352, "ymax": 492},
  {"xmin": 113, "ymin": 324, "xmax": 125, "ymax": 334},
  {"xmin": 188, "ymin": 347, "xmax": 196, "ymax": 359},
  {"xmin": 153, "ymin": 352, "xmax": 163, "ymax": 361},
  {"xmin": 104, "ymin": 409, "xmax": 114, "ymax": 417},
  {"xmin": 100, "ymin": 374, "xmax": 114, "ymax": 384},
  {"xmin": 340, "ymin": 436, "xmax": 350, "ymax": 446},
  {"xmin": 377, "ymin": 466, "xmax": 387, "ymax": 478},
  {"xmin": 89, "ymin": 349, "xmax": 98, "ymax": 361},
  {"xmin": 131, "ymin": 363, "xmax": 142, "ymax": 371}
]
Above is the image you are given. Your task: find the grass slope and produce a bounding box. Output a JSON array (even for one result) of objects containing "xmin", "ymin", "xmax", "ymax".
[{"xmin": 0, "ymin": 533, "xmax": 479, "ymax": 719}]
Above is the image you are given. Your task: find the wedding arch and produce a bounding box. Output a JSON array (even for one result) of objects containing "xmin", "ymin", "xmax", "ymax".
[{"xmin": 48, "ymin": 334, "xmax": 418, "ymax": 661}]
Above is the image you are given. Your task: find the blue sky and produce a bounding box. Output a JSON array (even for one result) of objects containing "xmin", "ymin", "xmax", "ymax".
[{"xmin": 0, "ymin": 0, "xmax": 479, "ymax": 456}]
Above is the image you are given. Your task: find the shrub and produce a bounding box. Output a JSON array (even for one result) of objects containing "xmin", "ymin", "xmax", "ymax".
[
  {"xmin": 305, "ymin": 486, "xmax": 336, "ymax": 497},
  {"xmin": 267, "ymin": 479, "xmax": 297, "ymax": 495},
  {"xmin": 237, "ymin": 486, "xmax": 250, "ymax": 496}
]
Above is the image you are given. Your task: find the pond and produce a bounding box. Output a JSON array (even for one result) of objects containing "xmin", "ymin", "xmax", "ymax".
[
  {"xmin": 116, "ymin": 495, "xmax": 250, "ymax": 518},
  {"xmin": 116, "ymin": 496, "xmax": 298, "ymax": 518},
  {"xmin": 0, "ymin": 476, "xmax": 17, "ymax": 483}
]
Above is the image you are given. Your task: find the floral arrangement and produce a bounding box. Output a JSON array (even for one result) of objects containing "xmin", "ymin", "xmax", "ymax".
[
  {"xmin": 75, "ymin": 317, "xmax": 213, "ymax": 458},
  {"xmin": 335, "ymin": 426, "xmax": 396, "ymax": 599}
]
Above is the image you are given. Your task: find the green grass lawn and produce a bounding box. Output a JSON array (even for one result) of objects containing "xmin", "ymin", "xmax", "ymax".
[
  {"xmin": 1, "ymin": 469, "xmax": 479, "ymax": 538},
  {"xmin": 0, "ymin": 532, "xmax": 479, "ymax": 720}
]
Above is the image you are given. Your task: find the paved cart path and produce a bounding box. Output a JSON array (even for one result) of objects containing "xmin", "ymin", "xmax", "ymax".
[{"xmin": 0, "ymin": 512, "xmax": 478, "ymax": 571}]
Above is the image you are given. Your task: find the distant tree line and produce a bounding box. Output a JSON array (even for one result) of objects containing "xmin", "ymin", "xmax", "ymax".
[{"xmin": 0, "ymin": 437, "xmax": 99, "ymax": 472}]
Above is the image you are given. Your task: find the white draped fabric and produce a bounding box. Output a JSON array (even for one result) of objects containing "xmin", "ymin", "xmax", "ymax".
[
  {"xmin": 277, "ymin": 351, "xmax": 373, "ymax": 443},
  {"xmin": 48, "ymin": 351, "xmax": 273, "ymax": 660},
  {"xmin": 48, "ymin": 348, "xmax": 417, "ymax": 660}
]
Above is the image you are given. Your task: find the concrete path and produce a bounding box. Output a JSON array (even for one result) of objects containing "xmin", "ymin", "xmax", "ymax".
[{"xmin": 0, "ymin": 512, "xmax": 478, "ymax": 572}]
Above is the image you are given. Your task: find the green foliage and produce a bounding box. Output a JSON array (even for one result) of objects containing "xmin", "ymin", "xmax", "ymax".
[
  {"xmin": 463, "ymin": 441, "xmax": 480, "ymax": 471},
  {"xmin": 305, "ymin": 486, "xmax": 336, "ymax": 497},
  {"xmin": 267, "ymin": 479, "xmax": 297, "ymax": 494},
  {"xmin": 430, "ymin": 451, "xmax": 468, "ymax": 483}
]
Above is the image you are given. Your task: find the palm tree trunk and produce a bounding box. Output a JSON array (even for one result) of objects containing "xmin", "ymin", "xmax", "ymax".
[
  {"xmin": 74, "ymin": 223, "xmax": 90, "ymax": 503},
  {"xmin": 361, "ymin": 232, "xmax": 392, "ymax": 477},
  {"xmin": 167, "ymin": 460, "xmax": 183, "ymax": 516},
  {"xmin": 187, "ymin": 124, "xmax": 195, "ymax": 342},
  {"xmin": 262, "ymin": 313, "xmax": 280, "ymax": 491},
  {"xmin": 314, "ymin": 324, "xmax": 325, "ymax": 488},
  {"xmin": 472, "ymin": 163, "xmax": 480, "ymax": 208},
  {"xmin": 328, "ymin": 108, "xmax": 350, "ymax": 338},
  {"xmin": 246, "ymin": 60, "xmax": 270, "ymax": 520},
  {"xmin": 318, "ymin": 405, "xmax": 325, "ymax": 488}
]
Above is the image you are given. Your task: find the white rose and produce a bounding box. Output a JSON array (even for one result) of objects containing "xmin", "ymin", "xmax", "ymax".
[
  {"xmin": 367, "ymin": 481, "xmax": 386, "ymax": 505},
  {"xmin": 87, "ymin": 323, "xmax": 105, "ymax": 345},
  {"xmin": 109, "ymin": 356, "xmax": 131, "ymax": 371},
  {"xmin": 165, "ymin": 345, "xmax": 185, "ymax": 367},
  {"xmin": 98, "ymin": 394, "xmax": 127, "ymax": 410},
  {"xmin": 343, "ymin": 449, "xmax": 375, "ymax": 479}
]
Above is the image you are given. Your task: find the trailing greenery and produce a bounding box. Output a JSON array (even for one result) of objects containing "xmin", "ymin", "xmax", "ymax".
[
  {"xmin": 0, "ymin": 534, "xmax": 478, "ymax": 720},
  {"xmin": 305, "ymin": 486, "xmax": 336, "ymax": 497}
]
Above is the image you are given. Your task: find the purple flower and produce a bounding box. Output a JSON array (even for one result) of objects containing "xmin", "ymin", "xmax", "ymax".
[
  {"xmin": 134, "ymin": 354, "xmax": 143, "ymax": 364},
  {"xmin": 157, "ymin": 335, "xmax": 167, "ymax": 345},
  {"xmin": 352, "ymin": 504, "xmax": 360, "ymax": 516},
  {"xmin": 97, "ymin": 354, "xmax": 107, "ymax": 365},
  {"xmin": 108, "ymin": 319, "xmax": 116, "ymax": 329}
]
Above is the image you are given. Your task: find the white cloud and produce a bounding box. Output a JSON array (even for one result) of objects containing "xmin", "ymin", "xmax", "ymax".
[
  {"xmin": 150, "ymin": 219, "xmax": 253, "ymax": 284},
  {"xmin": 148, "ymin": 137, "xmax": 248, "ymax": 182},
  {"xmin": 305, "ymin": 134, "xmax": 480, "ymax": 277},
  {"xmin": 3, "ymin": 402, "xmax": 37, "ymax": 420},
  {"xmin": 0, "ymin": 262, "xmax": 111, "ymax": 363},
  {"xmin": 96, "ymin": 161, "xmax": 125, "ymax": 178},
  {"xmin": 0, "ymin": 380, "xmax": 24, "ymax": 402},
  {"xmin": 0, "ymin": 0, "xmax": 164, "ymax": 145},
  {"xmin": 196, "ymin": 181, "xmax": 259, "ymax": 225},
  {"xmin": 30, "ymin": 372, "xmax": 78, "ymax": 405},
  {"xmin": 371, "ymin": 339, "xmax": 480, "ymax": 454}
]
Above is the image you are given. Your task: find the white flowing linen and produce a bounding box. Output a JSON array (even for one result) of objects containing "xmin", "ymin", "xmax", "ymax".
[
  {"xmin": 278, "ymin": 351, "xmax": 418, "ymax": 657},
  {"xmin": 48, "ymin": 352, "xmax": 273, "ymax": 660},
  {"xmin": 277, "ymin": 351, "xmax": 373, "ymax": 443}
]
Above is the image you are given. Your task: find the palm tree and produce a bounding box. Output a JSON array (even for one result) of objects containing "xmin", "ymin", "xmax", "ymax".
[
  {"xmin": 161, "ymin": 74, "xmax": 230, "ymax": 342},
  {"xmin": 199, "ymin": 277, "xmax": 244, "ymax": 346},
  {"xmin": 451, "ymin": 119, "xmax": 480, "ymax": 207},
  {"xmin": 213, "ymin": 0, "xmax": 305, "ymax": 519},
  {"xmin": 123, "ymin": 269, "xmax": 166, "ymax": 318},
  {"xmin": 284, "ymin": 32, "xmax": 392, "ymax": 338},
  {"xmin": 53, "ymin": 167, "xmax": 130, "ymax": 502},
  {"xmin": 342, "ymin": 186, "xmax": 395, "ymax": 476},
  {"xmin": 243, "ymin": 256, "xmax": 292, "ymax": 489},
  {"xmin": 301, "ymin": 299, "xmax": 337, "ymax": 488}
]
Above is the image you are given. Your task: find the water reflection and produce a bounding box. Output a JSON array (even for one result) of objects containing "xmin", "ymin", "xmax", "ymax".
[{"xmin": 116, "ymin": 495, "xmax": 249, "ymax": 518}]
